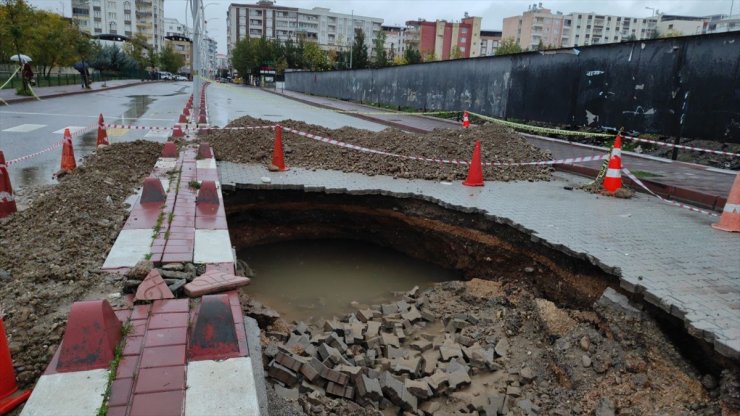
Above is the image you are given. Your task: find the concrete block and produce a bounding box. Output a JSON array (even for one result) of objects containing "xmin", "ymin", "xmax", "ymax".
[
  {"xmin": 448, "ymin": 370, "xmax": 472, "ymax": 390},
  {"xmin": 275, "ymin": 352, "xmax": 303, "ymax": 372},
  {"xmin": 401, "ymin": 306, "xmax": 423, "ymax": 323},
  {"xmin": 326, "ymin": 382, "xmax": 354, "ymax": 400},
  {"xmin": 410, "ymin": 338, "xmax": 433, "ymax": 352},
  {"xmin": 320, "ymin": 366, "xmax": 349, "ymax": 385},
  {"xmin": 268, "ymin": 361, "xmax": 299, "ymax": 387},
  {"xmin": 354, "ymin": 374, "xmax": 383, "ymax": 401},
  {"xmin": 365, "ymin": 321, "xmax": 381, "ymax": 338},
  {"xmin": 405, "ymin": 379, "xmax": 432, "ymax": 399},
  {"xmin": 381, "ymin": 332, "xmax": 400, "ymax": 348}
]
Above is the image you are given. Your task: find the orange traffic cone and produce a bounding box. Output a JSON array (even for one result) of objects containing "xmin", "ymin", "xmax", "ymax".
[
  {"xmin": 0, "ymin": 318, "xmax": 31, "ymax": 414},
  {"xmin": 97, "ymin": 114, "xmax": 110, "ymax": 146},
  {"xmin": 60, "ymin": 128, "xmax": 77, "ymax": 172},
  {"xmin": 712, "ymin": 172, "xmax": 740, "ymax": 232},
  {"xmin": 0, "ymin": 151, "xmax": 18, "ymax": 218},
  {"xmin": 602, "ymin": 134, "xmax": 623, "ymax": 193},
  {"xmin": 270, "ymin": 125, "xmax": 288, "ymax": 172},
  {"xmin": 462, "ymin": 111, "xmax": 470, "ymax": 128},
  {"xmin": 463, "ymin": 140, "xmax": 484, "ymax": 186}
]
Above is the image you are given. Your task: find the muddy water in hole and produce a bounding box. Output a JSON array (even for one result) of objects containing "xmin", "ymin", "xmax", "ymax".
[{"xmin": 239, "ymin": 239, "xmax": 461, "ymax": 323}]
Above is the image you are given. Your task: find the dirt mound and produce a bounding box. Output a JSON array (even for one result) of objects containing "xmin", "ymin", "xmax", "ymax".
[
  {"xmin": 0, "ymin": 140, "xmax": 161, "ymax": 388},
  {"xmin": 200, "ymin": 116, "xmax": 552, "ymax": 182}
]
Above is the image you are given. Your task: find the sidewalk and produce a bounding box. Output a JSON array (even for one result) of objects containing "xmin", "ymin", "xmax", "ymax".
[
  {"xmin": 270, "ymin": 88, "xmax": 736, "ymax": 210},
  {"xmin": 0, "ymin": 79, "xmax": 158, "ymax": 104}
]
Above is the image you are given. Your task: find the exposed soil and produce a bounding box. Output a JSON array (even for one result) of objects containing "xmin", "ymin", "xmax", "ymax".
[
  {"xmin": 0, "ymin": 141, "xmax": 161, "ymax": 389},
  {"xmin": 253, "ymin": 277, "xmax": 735, "ymax": 415},
  {"xmin": 199, "ymin": 116, "xmax": 552, "ymax": 182}
]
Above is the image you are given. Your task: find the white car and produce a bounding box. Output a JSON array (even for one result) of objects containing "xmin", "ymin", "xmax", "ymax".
[{"xmin": 175, "ymin": 75, "xmax": 188, "ymax": 81}]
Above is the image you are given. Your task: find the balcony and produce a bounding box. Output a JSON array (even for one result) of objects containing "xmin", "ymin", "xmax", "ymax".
[
  {"xmin": 136, "ymin": 11, "xmax": 152, "ymax": 18},
  {"xmin": 135, "ymin": 0, "xmax": 152, "ymax": 6}
]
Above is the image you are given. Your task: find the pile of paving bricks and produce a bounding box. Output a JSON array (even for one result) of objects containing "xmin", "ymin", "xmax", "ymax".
[{"xmin": 263, "ymin": 286, "xmax": 513, "ymax": 415}]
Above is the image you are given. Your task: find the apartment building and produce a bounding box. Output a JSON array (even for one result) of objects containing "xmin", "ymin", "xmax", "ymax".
[
  {"xmin": 227, "ymin": 1, "xmax": 382, "ymax": 55},
  {"xmin": 382, "ymin": 25, "xmax": 407, "ymax": 59},
  {"xmin": 479, "ymin": 30, "xmax": 502, "ymax": 56},
  {"xmin": 565, "ymin": 12, "xmax": 657, "ymax": 47},
  {"xmin": 705, "ymin": 14, "xmax": 740, "ymax": 34},
  {"xmin": 503, "ymin": 4, "xmax": 658, "ymax": 50},
  {"xmin": 71, "ymin": 0, "xmax": 165, "ymax": 50},
  {"xmin": 165, "ymin": 17, "xmax": 191, "ymax": 37},
  {"xmin": 405, "ymin": 14, "xmax": 482, "ymax": 60}
]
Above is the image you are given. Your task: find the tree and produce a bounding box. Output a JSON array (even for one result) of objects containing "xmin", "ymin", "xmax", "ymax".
[
  {"xmin": 158, "ymin": 45, "xmax": 185, "ymax": 73},
  {"xmin": 403, "ymin": 47, "xmax": 422, "ymax": 64},
  {"xmin": 372, "ymin": 30, "xmax": 387, "ymax": 68},
  {"xmin": 351, "ymin": 29, "xmax": 369, "ymax": 69},
  {"xmin": 0, "ymin": 0, "xmax": 34, "ymax": 92},
  {"xmin": 658, "ymin": 29, "xmax": 682, "ymax": 38},
  {"xmin": 392, "ymin": 54, "xmax": 407, "ymax": 65},
  {"xmin": 536, "ymin": 39, "xmax": 545, "ymax": 51},
  {"xmin": 91, "ymin": 44, "xmax": 137, "ymax": 74},
  {"xmin": 450, "ymin": 45, "xmax": 463, "ymax": 59},
  {"xmin": 303, "ymin": 41, "xmax": 326, "ymax": 70},
  {"xmin": 496, "ymin": 37, "xmax": 523, "ymax": 56},
  {"xmin": 124, "ymin": 33, "xmax": 156, "ymax": 71},
  {"xmin": 28, "ymin": 11, "xmax": 80, "ymax": 78},
  {"xmin": 423, "ymin": 51, "xmax": 436, "ymax": 62}
]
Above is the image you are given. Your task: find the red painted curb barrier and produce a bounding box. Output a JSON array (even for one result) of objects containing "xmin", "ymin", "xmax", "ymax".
[
  {"xmin": 198, "ymin": 113, "xmax": 207, "ymax": 124},
  {"xmin": 196, "ymin": 180, "xmax": 219, "ymax": 206},
  {"xmin": 271, "ymin": 125, "xmax": 288, "ymax": 171},
  {"xmin": 712, "ymin": 171, "xmax": 740, "ymax": 232},
  {"xmin": 56, "ymin": 300, "xmax": 122, "ymax": 372},
  {"xmin": 197, "ymin": 143, "xmax": 213, "ymax": 159},
  {"xmin": 0, "ymin": 318, "xmax": 31, "ymax": 414},
  {"xmin": 172, "ymin": 125, "xmax": 184, "ymax": 138},
  {"xmin": 0, "ymin": 152, "xmax": 18, "ymax": 219},
  {"xmin": 603, "ymin": 134, "xmax": 623, "ymax": 193},
  {"xmin": 161, "ymin": 142, "xmax": 178, "ymax": 158},
  {"xmin": 60, "ymin": 128, "xmax": 77, "ymax": 172},
  {"xmin": 462, "ymin": 111, "xmax": 470, "ymax": 128},
  {"xmin": 97, "ymin": 114, "xmax": 110, "ymax": 146},
  {"xmin": 183, "ymin": 107, "xmax": 190, "ymax": 117},
  {"xmin": 463, "ymin": 141, "xmax": 484, "ymax": 187},
  {"xmin": 135, "ymin": 269, "xmax": 175, "ymax": 301},
  {"xmin": 188, "ymin": 294, "xmax": 240, "ymax": 361},
  {"xmin": 140, "ymin": 177, "xmax": 166, "ymax": 204},
  {"xmin": 184, "ymin": 271, "xmax": 250, "ymax": 298},
  {"xmin": 179, "ymin": 113, "xmax": 188, "ymax": 123}
]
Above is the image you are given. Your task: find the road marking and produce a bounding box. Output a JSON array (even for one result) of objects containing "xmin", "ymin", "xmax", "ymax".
[
  {"xmin": 107, "ymin": 127, "xmax": 129, "ymax": 137},
  {"xmin": 2, "ymin": 123, "xmax": 46, "ymax": 133},
  {"xmin": 0, "ymin": 110, "xmax": 176, "ymax": 121},
  {"xmin": 52, "ymin": 126, "xmax": 86, "ymax": 134}
]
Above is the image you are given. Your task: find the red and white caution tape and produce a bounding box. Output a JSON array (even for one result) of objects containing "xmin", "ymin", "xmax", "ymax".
[
  {"xmin": 105, "ymin": 124, "xmax": 175, "ymax": 131},
  {"xmin": 0, "ymin": 191, "xmax": 14, "ymax": 202},
  {"xmin": 622, "ymin": 135, "xmax": 740, "ymax": 158},
  {"xmin": 6, "ymin": 139, "xmax": 65, "ymax": 166},
  {"xmin": 622, "ymin": 167, "xmax": 719, "ymax": 217},
  {"xmin": 282, "ymin": 126, "xmax": 609, "ymax": 167},
  {"xmin": 200, "ymin": 126, "xmax": 275, "ymax": 131}
]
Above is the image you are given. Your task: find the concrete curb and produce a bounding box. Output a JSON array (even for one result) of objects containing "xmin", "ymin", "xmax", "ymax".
[{"xmin": 0, "ymin": 80, "xmax": 165, "ymax": 105}]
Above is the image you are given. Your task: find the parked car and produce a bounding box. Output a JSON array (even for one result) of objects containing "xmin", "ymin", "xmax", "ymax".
[
  {"xmin": 175, "ymin": 75, "xmax": 188, "ymax": 81},
  {"xmin": 158, "ymin": 71, "xmax": 173, "ymax": 80}
]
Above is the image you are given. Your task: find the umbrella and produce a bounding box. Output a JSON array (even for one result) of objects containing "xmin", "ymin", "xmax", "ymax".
[
  {"xmin": 73, "ymin": 62, "xmax": 89, "ymax": 71},
  {"xmin": 9, "ymin": 54, "xmax": 32, "ymax": 63}
]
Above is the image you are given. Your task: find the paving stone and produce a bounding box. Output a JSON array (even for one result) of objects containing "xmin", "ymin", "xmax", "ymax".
[
  {"xmin": 445, "ymin": 360, "xmax": 469, "ymax": 375},
  {"xmin": 396, "ymin": 300, "xmax": 411, "ymax": 313},
  {"xmin": 445, "ymin": 318, "xmax": 469, "ymax": 333},
  {"xmin": 506, "ymin": 386, "xmax": 522, "ymax": 397},
  {"xmin": 379, "ymin": 371, "xmax": 417, "ymax": 411},
  {"xmin": 422, "ymin": 350, "xmax": 439, "ymax": 375},
  {"xmin": 456, "ymin": 334, "xmax": 475, "ymax": 347},
  {"xmin": 327, "ymin": 333, "xmax": 349, "ymax": 352},
  {"xmin": 299, "ymin": 359, "xmax": 321, "ymax": 383},
  {"xmin": 405, "ymin": 379, "xmax": 433, "ymax": 399},
  {"xmin": 293, "ymin": 321, "xmax": 309, "ymax": 335},
  {"xmin": 407, "ymin": 286, "xmax": 420, "ymax": 298},
  {"xmin": 285, "ymin": 333, "xmax": 311, "ymax": 350},
  {"xmin": 275, "ymin": 352, "xmax": 303, "ymax": 372},
  {"xmin": 183, "ymin": 270, "xmax": 249, "ymax": 297},
  {"xmin": 335, "ymin": 364, "xmax": 362, "ymax": 377},
  {"xmin": 347, "ymin": 322, "xmax": 365, "ymax": 344},
  {"xmin": 268, "ymin": 361, "xmax": 299, "ymax": 387},
  {"xmin": 410, "ymin": 338, "xmax": 433, "ymax": 352},
  {"xmin": 381, "ymin": 332, "xmax": 400, "ymax": 348},
  {"xmin": 323, "ymin": 319, "xmax": 343, "ymax": 333},
  {"xmin": 439, "ymin": 342, "xmax": 463, "ymax": 361},
  {"xmin": 385, "ymin": 345, "xmax": 406, "ymax": 360},
  {"xmin": 485, "ymin": 394, "xmax": 506, "ymax": 416},
  {"xmin": 365, "ymin": 321, "xmax": 381, "ymax": 338},
  {"xmin": 392, "ymin": 356, "xmax": 422, "ymax": 376},
  {"xmin": 420, "ymin": 400, "xmax": 441, "ymax": 415},
  {"xmin": 495, "ymin": 337, "xmax": 510, "ymax": 359},
  {"xmin": 135, "ymin": 269, "xmax": 175, "ymax": 301},
  {"xmin": 326, "ymin": 382, "xmax": 354, "ymax": 400},
  {"xmin": 426, "ymin": 370, "xmax": 449, "ymax": 394},
  {"xmin": 357, "ymin": 309, "xmax": 375, "ymax": 323},
  {"xmin": 320, "ymin": 366, "xmax": 349, "ymax": 385},
  {"xmin": 382, "ymin": 303, "xmax": 400, "ymax": 315},
  {"xmin": 448, "ymin": 370, "xmax": 472, "ymax": 390},
  {"xmin": 596, "ymin": 287, "xmax": 643, "ymax": 320},
  {"xmin": 420, "ymin": 310, "xmax": 436, "ymax": 322},
  {"xmin": 354, "ymin": 373, "xmax": 383, "ymax": 401}
]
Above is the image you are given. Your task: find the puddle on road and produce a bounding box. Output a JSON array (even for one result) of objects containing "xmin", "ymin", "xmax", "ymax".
[
  {"xmin": 110, "ymin": 95, "xmax": 155, "ymax": 125},
  {"xmin": 239, "ymin": 239, "xmax": 460, "ymax": 323}
]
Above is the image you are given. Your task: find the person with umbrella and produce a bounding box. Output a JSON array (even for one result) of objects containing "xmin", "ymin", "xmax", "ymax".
[
  {"xmin": 74, "ymin": 61, "xmax": 91, "ymax": 89},
  {"xmin": 10, "ymin": 54, "xmax": 33, "ymax": 93}
]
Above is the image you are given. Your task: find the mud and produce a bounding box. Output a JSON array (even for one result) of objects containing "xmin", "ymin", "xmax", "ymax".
[
  {"xmin": 199, "ymin": 116, "xmax": 552, "ymax": 183},
  {"xmin": 0, "ymin": 141, "xmax": 162, "ymax": 388}
]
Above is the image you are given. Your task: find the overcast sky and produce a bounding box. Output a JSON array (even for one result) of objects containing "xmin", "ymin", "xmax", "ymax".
[{"xmin": 30, "ymin": 0, "xmax": 737, "ymax": 53}]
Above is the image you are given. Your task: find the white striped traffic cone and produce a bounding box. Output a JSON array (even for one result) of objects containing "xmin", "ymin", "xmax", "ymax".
[{"xmin": 603, "ymin": 134, "xmax": 623, "ymax": 193}]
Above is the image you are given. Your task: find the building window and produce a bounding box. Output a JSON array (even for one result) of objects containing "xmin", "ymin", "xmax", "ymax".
[
  {"xmin": 461, "ymin": 27, "xmax": 468, "ymax": 33},
  {"xmin": 460, "ymin": 37, "xmax": 466, "ymax": 43}
]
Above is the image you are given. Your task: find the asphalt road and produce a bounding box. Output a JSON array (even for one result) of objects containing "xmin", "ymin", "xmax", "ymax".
[{"xmin": 1, "ymin": 81, "xmax": 191, "ymax": 189}]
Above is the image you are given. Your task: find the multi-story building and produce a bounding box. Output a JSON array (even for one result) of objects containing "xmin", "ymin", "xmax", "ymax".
[
  {"xmin": 405, "ymin": 14, "xmax": 482, "ymax": 60},
  {"xmin": 503, "ymin": 4, "xmax": 659, "ymax": 50},
  {"xmin": 164, "ymin": 17, "xmax": 191, "ymax": 37},
  {"xmin": 164, "ymin": 35, "xmax": 192, "ymax": 74},
  {"xmin": 565, "ymin": 12, "xmax": 657, "ymax": 47},
  {"xmin": 502, "ymin": 5, "xmax": 565, "ymax": 50},
  {"xmin": 227, "ymin": 1, "xmax": 382, "ymax": 56},
  {"xmin": 71, "ymin": 0, "xmax": 165, "ymax": 50},
  {"xmin": 382, "ymin": 25, "xmax": 406, "ymax": 60},
  {"xmin": 479, "ymin": 30, "xmax": 502, "ymax": 56},
  {"xmin": 705, "ymin": 14, "xmax": 740, "ymax": 34},
  {"xmin": 205, "ymin": 36, "xmax": 218, "ymax": 76},
  {"xmin": 655, "ymin": 15, "xmax": 706, "ymax": 36}
]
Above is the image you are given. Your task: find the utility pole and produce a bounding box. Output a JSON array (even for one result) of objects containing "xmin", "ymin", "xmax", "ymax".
[
  {"xmin": 349, "ymin": 10, "xmax": 354, "ymax": 69},
  {"xmin": 192, "ymin": 0, "xmax": 202, "ymax": 121}
]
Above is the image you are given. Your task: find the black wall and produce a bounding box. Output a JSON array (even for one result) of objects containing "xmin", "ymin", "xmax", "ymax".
[{"xmin": 286, "ymin": 32, "xmax": 740, "ymax": 142}]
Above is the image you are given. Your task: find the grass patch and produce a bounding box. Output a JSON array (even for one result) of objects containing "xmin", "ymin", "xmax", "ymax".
[
  {"xmin": 96, "ymin": 325, "xmax": 129, "ymax": 416},
  {"xmin": 631, "ymin": 170, "xmax": 663, "ymax": 178},
  {"xmin": 188, "ymin": 180, "xmax": 201, "ymax": 190}
]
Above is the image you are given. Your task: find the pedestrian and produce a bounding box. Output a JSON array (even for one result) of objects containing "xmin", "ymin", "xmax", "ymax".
[
  {"xmin": 83, "ymin": 68, "xmax": 91, "ymax": 89},
  {"xmin": 21, "ymin": 61, "xmax": 34, "ymax": 90}
]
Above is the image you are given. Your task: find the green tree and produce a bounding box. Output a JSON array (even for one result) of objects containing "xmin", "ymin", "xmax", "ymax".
[
  {"xmin": 372, "ymin": 30, "xmax": 387, "ymax": 68},
  {"xmin": 303, "ymin": 41, "xmax": 326, "ymax": 70},
  {"xmin": 403, "ymin": 47, "xmax": 422, "ymax": 64},
  {"xmin": 0, "ymin": 0, "xmax": 34, "ymax": 92},
  {"xmin": 351, "ymin": 29, "xmax": 369, "ymax": 69},
  {"xmin": 658, "ymin": 29, "xmax": 682, "ymax": 38},
  {"xmin": 450, "ymin": 45, "xmax": 463, "ymax": 59},
  {"xmin": 124, "ymin": 33, "xmax": 156, "ymax": 71},
  {"xmin": 28, "ymin": 11, "xmax": 80, "ymax": 78},
  {"xmin": 392, "ymin": 54, "xmax": 406, "ymax": 65},
  {"xmin": 496, "ymin": 37, "xmax": 523, "ymax": 56},
  {"xmin": 158, "ymin": 45, "xmax": 185, "ymax": 73},
  {"xmin": 423, "ymin": 51, "xmax": 436, "ymax": 62}
]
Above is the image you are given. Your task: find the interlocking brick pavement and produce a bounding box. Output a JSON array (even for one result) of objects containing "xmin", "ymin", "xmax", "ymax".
[{"xmin": 219, "ymin": 162, "xmax": 740, "ymax": 359}]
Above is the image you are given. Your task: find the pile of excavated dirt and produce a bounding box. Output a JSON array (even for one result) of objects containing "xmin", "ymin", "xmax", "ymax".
[
  {"xmin": 249, "ymin": 277, "xmax": 737, "ymax": 415},
  {"xmin": 200, "ymin": 117, "xmax": 552, "ymax": 182},
  {"xmin": 0, "ymin": 141, "xmax": 161, "ymax": 388}
]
